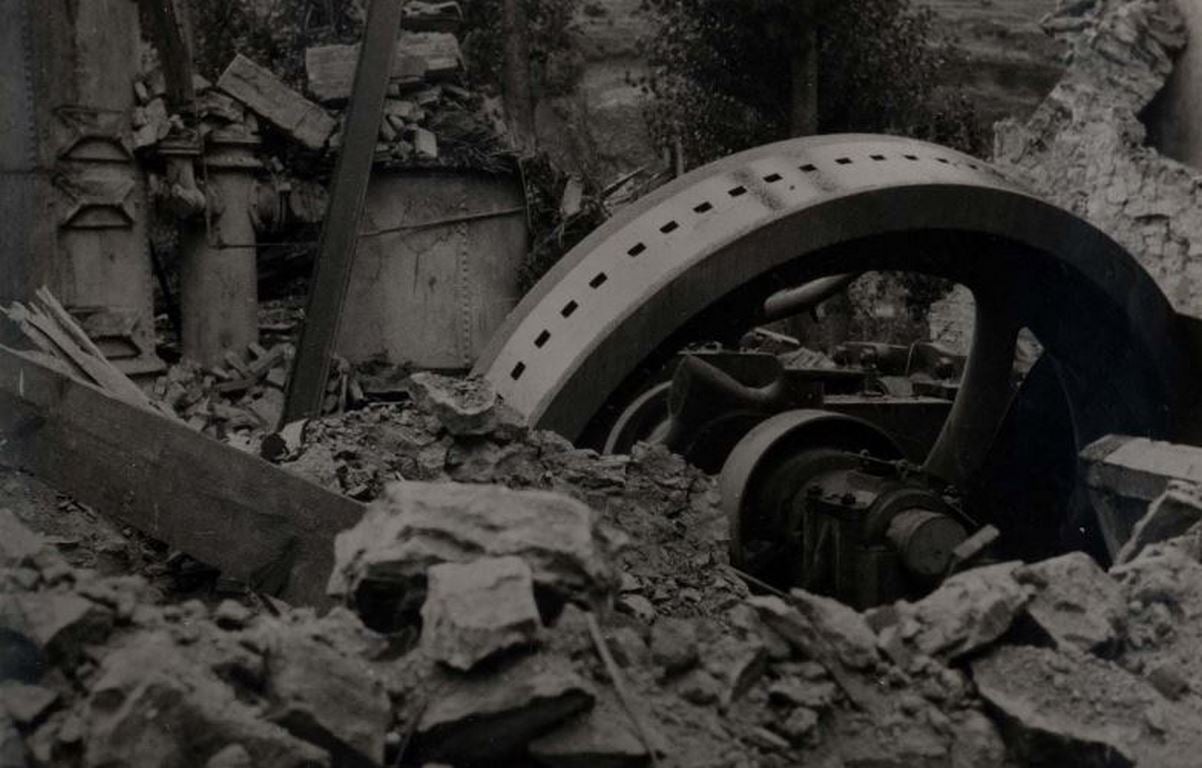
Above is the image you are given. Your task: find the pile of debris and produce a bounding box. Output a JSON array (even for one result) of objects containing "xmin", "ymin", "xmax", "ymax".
[
  {"xmin": 0, "ymin": 508, "xmax": 394, "ymax": 767},
  {"xmin": 264, "ymin": 372, "xmax": 742, "ymax": 620},
  {"xmin": 135, "ymin": 1, "xmax": 511, "ymax": 176},
  {"xmin": 12, "ymin": 386, "xmax": 1202, "ymax": 767},
  {"xmin": 150, "ymin": 345, "xmax": 374, "ymax": 443}
]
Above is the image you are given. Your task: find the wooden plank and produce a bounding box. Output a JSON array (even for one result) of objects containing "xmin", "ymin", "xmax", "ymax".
[
  {"xmin": 284, "ymin": 0, "xmax": 406, "ymax": 424},
  {"xmin": 305, "ymin": 31, "xmax": 461, "ymax": 102},
  {"xmin": 5, "ymin": 299, "xmax": 157, "ymax": 413},
  {"xmin": 0, "ymin": 344, "xmax": 364, "ymax": 606},
  {"xmin": 217, "ymin": 54, "xmax": 337, "ymax": 151}
]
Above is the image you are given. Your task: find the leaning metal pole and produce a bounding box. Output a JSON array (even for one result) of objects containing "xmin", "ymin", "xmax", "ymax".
[{"xmin": 283, "ymin": 0, "xmax": 404, "ymax": 424}]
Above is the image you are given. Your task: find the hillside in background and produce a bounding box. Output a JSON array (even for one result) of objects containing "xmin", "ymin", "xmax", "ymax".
[{"xmin": 919, "ymin": 0, "xmax": 1065, "ymax": 130}]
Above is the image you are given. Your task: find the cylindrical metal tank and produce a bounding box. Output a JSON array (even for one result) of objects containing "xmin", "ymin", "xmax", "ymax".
[{"xmin": 337, "ymin": 169, "xmax": 528, "ymax": 370}]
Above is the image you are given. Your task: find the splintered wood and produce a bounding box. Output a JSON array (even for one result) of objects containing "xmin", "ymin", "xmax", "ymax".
[
  {"xmin": 1, "ymin": 287, "xmax": 172, "ymax": 418},
  {"xmin": 0, "ymin": 288, "xmax": 364, "ymax": 605}
]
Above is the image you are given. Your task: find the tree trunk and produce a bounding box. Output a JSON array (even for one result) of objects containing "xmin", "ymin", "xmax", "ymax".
[
  {"xmin": 789, "ymin": 0, "xmax": 819, "ymax": 136},
  {"xmin": 139, "ymin": 0, "xmax": 195, "ymax": 111},
  {"xmin": 501, "ymin": 0, "xmax": 536, "ymax": 150}
]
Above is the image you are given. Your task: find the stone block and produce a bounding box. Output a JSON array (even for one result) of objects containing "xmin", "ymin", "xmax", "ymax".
[
  {"xmin": 414, "ymin": 653, "xmax": 594, "ymax": 763},
  {"xmin": 420, "ymin": 556, "xmax": 541, "ymax": 670}
]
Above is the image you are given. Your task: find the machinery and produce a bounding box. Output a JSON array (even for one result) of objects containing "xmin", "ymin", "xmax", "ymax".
[{"xmin": 474, "ymin": 134, "xmax": 1202, "ymax": 608}]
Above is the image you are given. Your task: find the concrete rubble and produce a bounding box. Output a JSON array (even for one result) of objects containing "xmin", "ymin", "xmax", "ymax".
[
  {"xmin": 420, "ymin": 556, "xmax": 542, "ymax": 670},
  {"xmin": 327, "ymin": 481, "xmax": 617, "ymax": 627},
  {"xmin": 10, "ymin": 357, "xmax": 1202, "ymax": 767},
  {"xmin": 8, "ymin": 4, "xmax": 1202, "ymax": 764}
]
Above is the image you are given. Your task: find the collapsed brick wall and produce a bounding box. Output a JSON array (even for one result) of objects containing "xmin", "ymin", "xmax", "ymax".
[
  {"xmin": 993, "ymin": 0, "xmax": 1202, "ymax": 314},
  {"xmin": 930, "ymin": 0, "xmax": 1202, "ymax": 352}
]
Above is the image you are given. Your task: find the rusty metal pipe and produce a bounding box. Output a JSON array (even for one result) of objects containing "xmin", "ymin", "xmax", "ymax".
[
  {"xmin": 179, "ymin": 133, "xmax": 261, "ymax": 367},
  {"xmin": 763, "ymin": 272, "xmax": 860, "ymax": 322},
  {"xmin": 922, "ymin": 292, "xmax": 1019, "ymax": 488}
]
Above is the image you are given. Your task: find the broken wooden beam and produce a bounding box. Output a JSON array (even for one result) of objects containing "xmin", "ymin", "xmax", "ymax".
[
  {"xmin": 2, "ymin": 289, "xmax": 166, "ymax": 416},
  {"xmin": 0, "ymin": 344, "xmax": 364, "ymax": 605},
  {"xmin": 217, "ymin": 54, "xmax": 336, "ymax": 151}
]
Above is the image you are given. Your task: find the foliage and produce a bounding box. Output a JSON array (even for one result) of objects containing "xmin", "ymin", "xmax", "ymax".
[
  {"xmin": 638, "ymin": 0, "xmax": 987, "ymax": 166},
  {"xmin": 517, "ymin": 156, "xmax": 608, "ymax": 292},
  {"xmin": 188, "ymin": 0, "xmax": 364, "ymax": 89},
  {"xmin": 459, "ymin": 0, "xmax": 583, "ymax": 97}
]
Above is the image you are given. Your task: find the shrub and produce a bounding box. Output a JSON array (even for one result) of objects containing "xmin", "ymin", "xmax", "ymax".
[{"xmin": 638, "ymin": 0, "xmax": 987, "ymax": 166}]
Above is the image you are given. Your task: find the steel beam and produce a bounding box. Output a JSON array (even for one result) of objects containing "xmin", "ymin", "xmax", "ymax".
[{"xmin": 284, "ymin": 0, "xmax": 404, "ymax": 424}]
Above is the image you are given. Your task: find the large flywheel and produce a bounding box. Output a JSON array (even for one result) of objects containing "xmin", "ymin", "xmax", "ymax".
[{"xmin": 475, "ymin": 134, "xmax": 1202, "ymax": 602}]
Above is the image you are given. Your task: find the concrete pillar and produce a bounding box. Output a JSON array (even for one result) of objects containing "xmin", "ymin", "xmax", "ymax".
[
  {"xmin": 1145, "ymin": 0, "xmax": 1202, "ymax": 170},
  {"xmin": 179, "ymin": 130, "xmax": 261, "ymax": 367}
]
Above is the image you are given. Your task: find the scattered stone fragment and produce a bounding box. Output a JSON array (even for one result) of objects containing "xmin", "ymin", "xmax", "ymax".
[
  {"xmin": 420, "ymin": 556, "xmax": 541, "ymax": 671},
  {"xmin": 768, "ymin": 679, "xmax": 838, "ymax": 711},
  {"xmin": 701, "ymin": 635, "xmax": 767, "ymax": 705},
  {"xmin": 528, "ymin": 690, "xmax": 648, "ymax": 768},
  {"xmin": 328, "ymin": 482, "xmax": 614, "ymax": 626},
  {"xmin": 0, "ymin": 508, "xmax": 48, "ymax": 566},
  {"xmin": 905, "ymin": 562, "xmax": 1028, "ymax": 660},
  {"xmin": 948, "ymin": 710, "xmax": 1007, "ymax": 768},
  {"xmin": 0, "ymin": 711, "xmax": 23, "ymax": 768},
  {"xmin": 0, "ymin": 592, "xmax": 113, "ymax": 665},
  {"xmin": 676, "ymin": 669, "xmax": 722, "ymax": 706},
  {"xmin": 205, "ymin": 743, "xmax": 253, "ymax": 768},
  {"xmin": 649, "ymin": 618, "xmax": 698, "ymax": 676},
  {"xmin": 0, "ymin": 682, "xmax": 58, "ymax": 726},
  {"xmin": 83, "ymin": 632, "xmax": 329, "ymax": 767},
  {"xmin": 414, "ymin": 653, "xmax": 595, "ymax": 764},
  {"xmin": 1117, "ymin": 481, "xmax": 1202, "ymax": 565},
  {"xmin": 405, "ymin": 372, "xmax": 497, "ymax": 435},
  {"xmin": 788, "ymin": 588, "xmax": 880, "ymax": 670},
  {"xmin": 214, "ymin": 600, "xmax": 253, "ymax": 630},
  {"xmin": 605, "ymin": 626, "xmax": 650, "ymax": 670},
  {"xmin": 412, "ymin": 127, "xmax": 439, "ymax": 160},
  {"xmin": 1146, "ymin": 663, "xmax": 1190, "ymax": 701},
  {"xmin": 973, "ymin": 643, "xmax": 1202, "ymax": 768},
  {"xmin": 778, "ymin": 706, "xmax": 819, "ymax": 746},
  {"xmin": 1015, "ymin": 552, "xmax": 1126, "ymax": 653},
  {"xmin": 748, "ymin": 596, "xmax": 880, "ymax": 714},
  {"xmin": 746, "ymin": 726, "xmax": 790, "ymax": 751},
  {"xmin": 837, "ymin": 716, "xmax": 950, "ymax": 768},
  {"xmin": 262, "ymin": 621, "xmax": 391, "ymax": 767}
]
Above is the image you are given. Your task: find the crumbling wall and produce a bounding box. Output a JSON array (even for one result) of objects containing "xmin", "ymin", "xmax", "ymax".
[
  {"xmin": 993, "ymin": 0, "xmax": 1202, "ymax": 316},
  {"xmin": 1144, "ymin": 0, "xmax": 1202, "ymax": 169}
]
